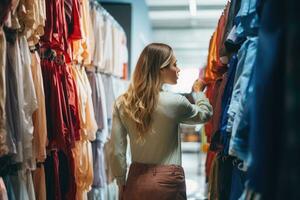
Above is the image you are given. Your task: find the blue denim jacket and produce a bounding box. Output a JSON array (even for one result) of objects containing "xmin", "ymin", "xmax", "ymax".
[
  {"xmin": 236, "ymin": 0, "xmax": 260, "ymax": 38},
  {"xmin": 227, "ymin": 37, "xmax": 258, "ymax": 160}
]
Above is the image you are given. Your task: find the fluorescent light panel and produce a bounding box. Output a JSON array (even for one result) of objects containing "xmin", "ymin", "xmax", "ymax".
[{"xmin": 189, "ymin": 0, "xmax": 197, "ymax": 16}]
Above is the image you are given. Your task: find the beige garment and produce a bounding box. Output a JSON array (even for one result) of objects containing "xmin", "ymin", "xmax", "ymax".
[
  {"xmin": 110, "ymin": 91, "xmax": 213, "ymax": 185},
  {"xmin": 17, "ymin": 0, "xmax": 45, "ymax": 45},
  {"xmin": 19, "ymin": 36, "xmax": 38, "ymax": 169},
  {"xmin": 17, "ymin": 0, "xmax": 35, "ymax": 39},
  {"xmin": 0, "ymin": 27, "xmax": 8, "ymax": 156},
  {"xmin": 90, "ymin": 6, "xmax": 104, "ymax": 68},
  {"xmin": 28, "ymin": 0, "xmax": 46, "ymax": 43},
  {"xmin": 31, "ymin": 51, "xmax": 48, "ymax": 162},
  {"xmin": 72, "ymin": 66, "xmax": 97, "ymax": 140},
  {"xmin": 9, "ymin": 0, "xmax": 21, "ymax": 29},
  {"xmin": 72, "ymin": 140, "xmax": 94, "ymax": 200},
  {"xmin": 32, "ymin": 165, "xmax": 46, "ymax": 200},
  {"xmin": 27, "ymin": 0, "xmax": 45, "ymax": 45},
  {"xmin": 71, "ymin": 66, "xmax": 97, "ymax": 200},
  {"xmin": 0, "ymin": 177, "xmax": 8, "ymax": 200},
  {"xmin": 72, "ymin": 0, "xmax": 95, "ymax": 65},
  {"xmin": 112, "ymin": 28, "xmax": 127, "ymax": 78},
  {"xmin": 33, "ymin": 0, "xmax": 46, "ymax": 37},
  {"xmin": 103, "ymin": 19, "xmax": 113, "ymax": 73},
  {"xmin": 112, "ymin": 26, "xmax": 120, "ymax": 77}
]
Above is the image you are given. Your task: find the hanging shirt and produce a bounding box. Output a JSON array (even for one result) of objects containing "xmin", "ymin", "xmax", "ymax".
[
  {"xmin": 235, "ymin": 0, "xmax": 259, "ymax": 38},
  {"xmin": 95, "ymin": 73, "xmax": 109, "ymax": 143},
  {"xmin": 66, "ymin": 0, "xmax": 81, "ymax": 40},
  {"xmin": 90, "ymin": 4, "xmax": 104, "ymax": 69},
  {"xmin": 86, "ymin": 67, "xmax": 104, "ymax": 130},
  {"xmin": 80, "ymin": 0, "xmax": 94, "ymax": 65},
  {"xmin": 110, "ymin": 91, "xmax": 213, "ymax": 185},
  {"xmin": 226, "ymin": 38, "xmax": 258, "ymax": 134},
  {"xmin": 0, "ymin": 26, "xmax": 8, "ymax": 156},
  {"xmin": 32, "ymin": 165, "xmax": 46, "ymax": 200},
  {"xmin": 71, "ymin": 0, "xmax": 94, "ymax": 65},
  {"xmin": 102, "ymin": 18, "xmax": 113, "ymax": 74},
  {"xmin": 30, "ymin": 51, "xmax": 48, "ymax": 162},
  {"xmin": 71, "ymin": 66, "xmax": 97, "ymax": 140},
  {"xmin": 23, "ymin": 0, "xmax": 46, "ymax": 46},
  {"xmin": 41, "ymin": 0, "xmax": 70, "ymax": 60},
  {"xmin": 5, "ymin": 32, "xmax": 24, "ymax": 161},
  {"xmin": 228, "ymin": 37, "xmax": 258, "ymax": 159},
  {"xmin": 205, "ymin": 32, "xmax": 217, "ymax": 82},
  {"xmin": 19, "ymin": 36, "xmax": 38, "ymax": 169},
  {"xmin": 71, "ymin": 66, "xmax": 97, "ymax": 200}
]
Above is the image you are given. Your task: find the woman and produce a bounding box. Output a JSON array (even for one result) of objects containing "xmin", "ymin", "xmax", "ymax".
[{"xmin": 110, "ymin": 43, "xmax": 213, "ymax": 200}]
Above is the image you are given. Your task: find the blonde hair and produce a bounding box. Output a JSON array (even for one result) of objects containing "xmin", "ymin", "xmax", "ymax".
[{"xmin": 120, "ymin": 43, "xmax": 174, "ymax": 143}]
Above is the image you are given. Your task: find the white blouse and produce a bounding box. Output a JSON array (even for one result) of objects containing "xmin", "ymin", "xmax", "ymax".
[{"xmin": 110, "ymin": 91, "xmax": 213, "ymax": 185}]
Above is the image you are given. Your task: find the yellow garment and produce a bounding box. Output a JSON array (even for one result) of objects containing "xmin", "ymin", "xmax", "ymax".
[
  {"xmin": 71, "ymin": 65, "xmax": 97, "ymax": 200},
  {"xmin": 31, "ymin": 51, "xmax": 48, "ymax": 162},
  {"xmin": 72, "ymin": 0, "xmax": 95, "ymax": 65}
]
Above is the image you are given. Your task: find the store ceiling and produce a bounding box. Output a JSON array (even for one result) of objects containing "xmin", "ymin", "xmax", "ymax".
[{"xmin": 146, "ymin": 0, "xmax": 227, "ymax": 68}]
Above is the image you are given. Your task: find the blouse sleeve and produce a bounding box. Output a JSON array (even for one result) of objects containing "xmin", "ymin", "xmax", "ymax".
[
  {"xmin": 110, "ymin": 102, "xmax": 128, "ymax": 185},
  {"xmin": 178, "ymin": 92, "xmax": 213, "ymax": 124}
]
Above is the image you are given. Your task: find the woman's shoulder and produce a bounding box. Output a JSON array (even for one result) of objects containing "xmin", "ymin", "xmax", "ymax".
[{"xmin": 159, "ymin": 91, "xmax": 188, "ymax": 104}]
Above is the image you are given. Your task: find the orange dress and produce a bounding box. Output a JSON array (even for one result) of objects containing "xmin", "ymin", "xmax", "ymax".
[{"xmin": 71, "ymin": 65, "xmax": 97, "ymax": 200}]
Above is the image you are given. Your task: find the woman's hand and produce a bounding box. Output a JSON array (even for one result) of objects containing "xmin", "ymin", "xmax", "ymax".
[{"xmin": 192, "ymin": 78, "xmax": 207, "ymax": 92}]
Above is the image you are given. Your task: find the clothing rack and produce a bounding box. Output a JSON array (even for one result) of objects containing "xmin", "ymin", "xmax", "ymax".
[{"xmin": 90, "ymin": 0, "xmax": 125, "ymax": 34}]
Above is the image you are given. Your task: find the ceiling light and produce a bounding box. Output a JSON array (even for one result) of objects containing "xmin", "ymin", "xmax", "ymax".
[{"xmin": 189, "ymin": 0, "xmax": 197, "ymax": 16}]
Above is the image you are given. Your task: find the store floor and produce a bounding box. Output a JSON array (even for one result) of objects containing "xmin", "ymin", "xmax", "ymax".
[{"xmin": 182, "ymin": 142, "xmax": 207, "ymax": 200}]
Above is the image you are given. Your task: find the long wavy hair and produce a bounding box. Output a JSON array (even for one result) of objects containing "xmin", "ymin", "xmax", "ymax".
[{"xmin": 120, "ymin": 43, "xmax": 174, "ymax": 143}]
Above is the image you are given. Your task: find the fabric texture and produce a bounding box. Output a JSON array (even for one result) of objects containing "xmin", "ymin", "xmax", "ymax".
[{"xmin": 123, "ymin": 162, "xmax": 187, "ymax": 200}]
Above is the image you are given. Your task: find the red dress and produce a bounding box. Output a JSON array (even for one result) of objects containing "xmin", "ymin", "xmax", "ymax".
[{"xmin": 40, "ymin": 0, "xmax": 82, "ymax": 199}]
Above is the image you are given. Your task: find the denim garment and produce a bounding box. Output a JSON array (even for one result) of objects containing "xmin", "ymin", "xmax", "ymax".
[
  {"xmin": 219, "ymin": 54, "xmax": 238, "ymax": 155},
  {"xmin": 229, "ymin": 162, "xmax": 247, "ymax": 200},
  {"xmin": 247, "ymin": 0, "xmax": 285, "ymax": 197},
  {"xmin": 228, "ymin": 37, "xmax": 258, "ymax": 160},
  {"xmin": 235, "ymin": 0, "xmax": 260, "ymax": 38},
  {"xmin": 226, "ymin": 39, "xmax": 250, "ymax": 134}
]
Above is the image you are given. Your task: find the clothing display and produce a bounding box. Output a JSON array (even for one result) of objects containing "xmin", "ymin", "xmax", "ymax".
[
  {"xmin": 1, "ymin": 0, "xmax": 300, "ymax": 199},
  {"xmin": 202, "ymin": 0, "xmax": 300, "ymax": 199},
  {"xmin": 0, "ymin": 0, "xmax": 129, "ymax": 199},
  {"xmin": 202, "ymin": 0, "xmax": 257, "ymax": 198}
]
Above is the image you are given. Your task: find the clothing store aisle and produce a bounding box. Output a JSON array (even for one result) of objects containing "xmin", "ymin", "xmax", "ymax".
[{"xmin": 182, "ymin": 142, "xmax": 207, "ymax": 200}]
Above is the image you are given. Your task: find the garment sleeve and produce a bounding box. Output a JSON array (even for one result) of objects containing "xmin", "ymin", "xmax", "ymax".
[
  {"xmin": 178, "ymin": 92, "xmax": 213, "ymax": 124},
  {"xmin": 110, "ymin": 102, "xmax": 127, "ymax": 185}
]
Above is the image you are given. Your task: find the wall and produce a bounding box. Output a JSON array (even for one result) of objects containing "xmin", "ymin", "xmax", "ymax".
[{"xmin": 100, "ymin": 0, "xmax": 153, "ymax": 74}]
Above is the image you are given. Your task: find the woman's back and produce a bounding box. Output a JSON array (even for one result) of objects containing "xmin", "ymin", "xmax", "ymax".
[
  {"xmin": 109, "ymin": 43, "xmax": 212, "ymax": 199},
  {"xmin": 111, "ymin": 90, "xmax": 212, "ymax": 183}
]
